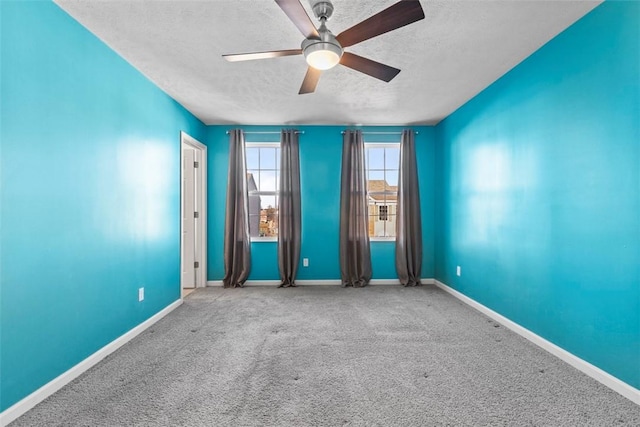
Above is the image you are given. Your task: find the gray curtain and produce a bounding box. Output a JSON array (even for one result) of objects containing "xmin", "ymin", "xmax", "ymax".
[
  {"xmin": 395, "ymin": 129, "xmax": 422, "ymax": 286},
  {"xmin": 278, "ymin": 129, "xmax": 302, "ymax": 287},
  {"xmin": 339, "ymin": 130, "xmax": 372, "ymax": 287},
  {"xmin": 223, "ymin": 129, "xmax": 251, "ymax": 288}
]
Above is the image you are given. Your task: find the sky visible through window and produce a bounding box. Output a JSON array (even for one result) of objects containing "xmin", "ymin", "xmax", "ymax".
[{"xmin": 366, "ymin": 146, "xmax": 399, "ymax": 187}]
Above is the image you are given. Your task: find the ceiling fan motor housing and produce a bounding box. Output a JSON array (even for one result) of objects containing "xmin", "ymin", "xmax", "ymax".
[{"xmin": 310, "ymin": 0, "xmax": 334, "ymax": 21}]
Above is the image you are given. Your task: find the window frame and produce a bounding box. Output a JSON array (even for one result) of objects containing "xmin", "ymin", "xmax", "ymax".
[
  {"xmin": 246, "ymin": 142, "xmax": 280, "ymax": 242},
  {"xmin": 365, "ymin": 142, "xmax": 400, "ymax": 242}
]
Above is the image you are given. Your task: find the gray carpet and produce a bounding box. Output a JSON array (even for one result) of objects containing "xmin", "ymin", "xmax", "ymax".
[{"xmin": 11, "ymin": 285, "xmax": 640, "ymax": 426}]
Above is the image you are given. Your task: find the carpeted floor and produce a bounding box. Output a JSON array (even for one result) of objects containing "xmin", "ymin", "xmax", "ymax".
[{"xmin": 11, "ymin": 285, "xmax": 640, "ymax": 426}]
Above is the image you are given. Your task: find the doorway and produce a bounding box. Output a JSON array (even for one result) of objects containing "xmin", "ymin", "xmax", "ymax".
[{"xmin": 180, "ymin": 131, "xmax": 207, "ymax": 298}]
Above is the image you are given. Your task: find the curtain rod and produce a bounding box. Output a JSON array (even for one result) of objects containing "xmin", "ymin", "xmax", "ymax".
[
  {"xmin": 340, "ymin": 131, "xmax": 419, "ymax": 135},
  {"xmin": 225, "ymin": 131, "xmax": 304, "ymax": 134}
]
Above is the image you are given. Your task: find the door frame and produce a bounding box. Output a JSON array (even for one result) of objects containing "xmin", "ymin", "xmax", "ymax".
[{"xmin": 180, "ymin": 131, "xmax": 207, "ymax": 296}]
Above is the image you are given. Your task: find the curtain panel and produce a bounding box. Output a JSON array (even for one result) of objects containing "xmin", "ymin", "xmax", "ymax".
[
  {"xmin": 222, "ymin": 129, "xmax": 251, "ymax": 288},
  {"xmin": 278, "ymin": 129, "xmax": 302, "ymax": 287},
  {"xmin": 395, "ymin": 129, "xmax": 422, "ymax": 286},
  {"xmin": 339, "ymin": 130, "xmax": 372, "ymax": 287}
]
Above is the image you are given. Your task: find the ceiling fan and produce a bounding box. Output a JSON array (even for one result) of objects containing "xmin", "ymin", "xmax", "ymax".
[{"xmin": 222, "ymin": 0, "xmax": 425, "ymax": 94}]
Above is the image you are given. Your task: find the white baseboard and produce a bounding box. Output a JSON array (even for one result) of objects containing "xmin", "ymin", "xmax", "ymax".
[
  {"xmin": 369, "ymin": 279, "xmax": 400, "ymax": 285},
  {"xmin": 207, "ymin": 279, "xmax": 344, "ymax": 286},
  {"xmin": 368, "ymin": 278, "xmax": 436, "ymax": 285},
  {"xmin": 207, "ymin": 278, "xmax": 435, "ymax": 287},
  {"xmin": 0, "ymin": 299, "xmax": 183, "ymax": 426},
  {"xmin": 433, "ymin": 280, "xmax": 640, "ymax": 405},
  {"xmin": 296, "ymin": 279, "xmax": 342, "ymax": 285},
  {"xmin": 245, "ymin": 280, "xmax": 282, "ymax": 286}
]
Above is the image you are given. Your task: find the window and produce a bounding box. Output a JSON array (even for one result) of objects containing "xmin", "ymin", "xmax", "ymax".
[
  {"xmin": 246, "ymin": 143, "xmax": 280, "ymax": 239},
  {"xmin": 379, "ymin": 205, "xmax": 388, "ymax": 221},
  {"xmin": 365, "ymin": 143, "xmax": 400, "ymax": 239}
]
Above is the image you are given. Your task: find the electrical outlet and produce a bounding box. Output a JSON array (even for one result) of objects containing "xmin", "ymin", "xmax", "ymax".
[
  {"xmin": 303, "ymin": 258, "xmax": 309, "ymax": 267},
  {"xmin": 138, "ymin": 287, "xmax": 144, "ymax": 302},
  {"xmin": 456, "ymin": 266, "xmax": 461, "ymax": 277}
]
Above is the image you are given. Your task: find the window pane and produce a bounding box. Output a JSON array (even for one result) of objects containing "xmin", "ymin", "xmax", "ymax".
[
  {"xmin": 246, "ymin": 147, "xmax": 260, "ymax": 170},
  {"xmin": 260, "ymin": 170, "xmax": 277, "ymax": 192},
  {"xmin": 365, "ymin": 145, "xmax": 400, "ymax": 239},
  {"xmin": 388, "ymin": 203, "xmax": 397, "ymax": 216},
  {"xmin": 385, "ymin": 169, "xmax": 399, "ymax": 187},
  {"xmin": 247, "ymin": 170, "xmax": 259, "ymax": 191},
  {"xmin": 368, "ymin": 170, "xmax": 384, "ymax": 191},
  {"xmin": 249, "ymin": 214, "xmax": 260, "ymax": 238},
  {"xmin": 259, "ymin": 195, "xmax": 278, "ymax": 237},
  {"xmin": 246, "ymin": 143, "xmax": 281, "ymax": 238},
  {"xmin": 368, "ymin": 205, "xmax": 378, "ymax": 231},
  {"xmin": 373, "ymin": 216, "xmax": 386, "ymax": 237},
  {"xmin": 248, "ymin": 193, "xmax": 261, "ymax": 216},
  {"xmin": 367, "ymin": 147, "xmax": 385, "ymax": 169},
  {"xmin": 248, "ymin": 188, "xmax": 261, "ymax": 237},
  {"xmin": 386, "ymin": 214, "xmax": 397, "ymax": 237},
  {"xmin": 260, "ymin": 195, "xmax": 276, "ymax": 210},
  {"xmin": 260, "ymin": 147, "xmax": 277, "ymax": 170},
  {"xmin": 385, "ymin": 147, "xmax": 400, "ymax": 169},
  {"xmin": 368, "ymin": 211, "xmax": 396, "ymax": 237}
]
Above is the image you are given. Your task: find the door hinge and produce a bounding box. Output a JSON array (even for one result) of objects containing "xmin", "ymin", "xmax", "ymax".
[
  {"xmin": 194, "ymin": 261, "xmax": 199, "ymax": 268},
  {"xmin": 194, "ymin": 161, "xmax": 199, "ymax": 168},
  {"xmin": 194, "ymin": 211, "xmax": 199, "ymax": 218}
]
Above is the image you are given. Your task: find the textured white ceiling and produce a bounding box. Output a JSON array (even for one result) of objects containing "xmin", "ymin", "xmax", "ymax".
[{"xmin": 54, "ymin": 0, "xmax": 601, "ymax": 125}]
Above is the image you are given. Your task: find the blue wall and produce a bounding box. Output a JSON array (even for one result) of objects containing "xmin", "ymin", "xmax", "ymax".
[
  {"xmin": 435, "ymin": 0, "xmax": 639, "ymax": 388},
  {"xmin": 206, "ymin": 125, "xmax": 436, "ymax": 282},
  {"xmin": 0, "ymin": 1, "xmax": 206, "ymax": 410}
]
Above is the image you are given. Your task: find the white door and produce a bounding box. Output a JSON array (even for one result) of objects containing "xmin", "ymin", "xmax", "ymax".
[{"xmin": 182, "ymin": 148, "xmax": 196, "ymax": 288}]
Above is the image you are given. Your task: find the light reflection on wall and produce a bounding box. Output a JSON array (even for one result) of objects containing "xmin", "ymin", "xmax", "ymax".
[
  {"xmin": 460, "ymin": 143, "xmax": 538, "ymax": 245},
  {"xmin": 466, "ymin": 144, "xmax": 511, "ymax": 192},
  {"xmin": 466, "ymin": 144, "xmax": 509, "ymax": 245},
  {"xmin": 96, "ymin": 138, "xmax": 174, "ymax": 243}
]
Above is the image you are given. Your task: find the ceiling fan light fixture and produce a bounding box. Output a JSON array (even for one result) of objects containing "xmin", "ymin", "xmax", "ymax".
[
  {"xmin": 304, "ymin": 41, "xmax": 342, "ymax": 70},
  {"xmin": 223, "ymin": 0, "xmax": 425, "ymax": 94}
]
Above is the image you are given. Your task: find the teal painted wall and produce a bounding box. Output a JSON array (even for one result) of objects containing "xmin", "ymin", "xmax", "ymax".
[
  {"xmin": 0, "ymin": 1, "xmax": 206, "ymax": 410},
  {"xmin": 206, "ymin": 125, "xmax": 436, "ymax": 282},
  {"xmin": 435, "ymin": 1, "xmax": 639, "ymax": 388}
]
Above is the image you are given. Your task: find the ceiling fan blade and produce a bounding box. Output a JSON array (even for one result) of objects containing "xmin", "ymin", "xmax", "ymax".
[
  {"xmin": 275, "ymin": 0, "xmax": 320, "ymax": 39},
  {"xmin": 336, "ymin": 0, "xmax": 425, "ymax": 48},
  {"xmin": 222, "ymin": 49, "xmax": 302, "ymax": 62},
  {"xmin": 299, "ymin": 67, "xmax": 322, "ymax": 94},
  {"xmin": 339, "ymin": 52, "xmax": 400, "ymax": 82}
]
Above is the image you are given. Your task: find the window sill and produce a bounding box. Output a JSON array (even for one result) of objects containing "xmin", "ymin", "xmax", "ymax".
[
  {"xmin": 251, "ymin": 237, "xmax": 277, "ymax": 243},
  {"xmin": 370, "ymin": 237, "xmax": 396, "ymax": 242},
  {"xmin": 250, "ymin": 237, "xmax": 395, "ymax": 242}
]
